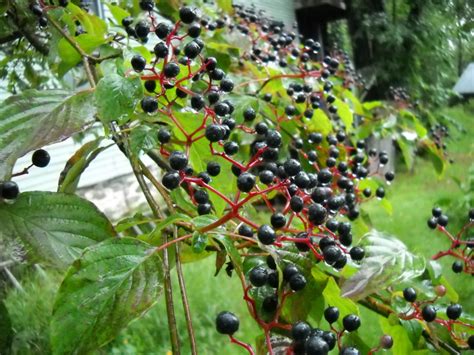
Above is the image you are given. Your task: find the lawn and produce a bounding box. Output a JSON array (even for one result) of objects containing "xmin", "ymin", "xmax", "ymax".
[{"xmin": 4, "ymin": 104, "xmax": 473, "ymax": 354}]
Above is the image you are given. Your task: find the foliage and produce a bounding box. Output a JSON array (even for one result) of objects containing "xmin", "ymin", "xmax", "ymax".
[{"xmin": 0, "ymin": 1, "xmax": 472, "ymax": 355}]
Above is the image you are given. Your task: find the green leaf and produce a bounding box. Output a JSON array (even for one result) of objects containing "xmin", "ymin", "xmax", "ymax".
[
  {"xmin": 155, "ymin": 0, "xmax": 180, "ymax": 18},
  {"xmin": 438, "ymin": 276, "xmax": 458, "ymax": 303},
  {"xmin": 423, "ymin": 140, "xmax": 446, "ymax": 177},
  {"xmin": 380, "ymin": 317, "xmax": 414, "ymax": 355},
  {"xmin": 341, "ymin": 231, "xmax": 425, "ymax": 300},
  {"xmin": 205, "ymin": 42, "xmax": 240, "ymax": 72},
  {"xmin": 380, "ymin": 198, "xmax": 393, "ymax": 215},
  {"xmin": 0, "ymin": 192, "xmax": 116, "ymax": 268},
  {"xmin": 397, "ymin": 137, "xmax": 415, "ymax": 170},
  {"xmin": 322, "ymin": 277, "xmax": 359, "ymax": 325},
  {"xmin": 58, "ymin": 34, "xmax": 106, "ymax": 75},
  {"xmin": 58, "ymin": 138, "xmax": 106, "ymax": 193},
  {"xmin": 66, "ymin": 3, "xmax": 107, "ymax": 37},
  {"xmin": 192, "ymin": 231, "xmax": 208, "ymax": 253},
  {"xmin": 216, "ymin": 0, "xmax": 233, "ymax": 13},
  {"xmin": 307, "ymin": 109, "xmax": 332, "ymax": 135},
  {"xmin": 95, "ymin": 74, "xmax": 143, "ymax": 124},
  {"xmin": 400, "ymin": 319, "xmax": 423, "ymax": 346},
  {"xmin": 0, "ymin": 89, "xmax": 95, "ymax": 181},
  {"xmin": 51, "ymin": 238, "xmax": 163, "ymax": 354},
  {"xmin": 211, "ymin": 234, "xmax": 243, "ymax": 274},
  {"xmin": 106, "ymin": 4, "xmax": 130, "ymax": 24},
  {"xmin": 334, "ymin": 98, "xmax": 354, "ymax": 130},
  {"xmin": 362, "ymin": 101, "xmax": 383, "ymax": 111},
  {"xmin": 342, "ymin": 90, "xmax": 364, "ymax": 115},
  {"xmin": 0, "ymin": 301, "xmax": 13, "ymax": 353},
  {"xmin": 283, "ymin": 276, "xmax": 324, "ymax": 324},
  {"xmin": 129, "ymin": 124, "xmax": 159, "ymax": 156}
]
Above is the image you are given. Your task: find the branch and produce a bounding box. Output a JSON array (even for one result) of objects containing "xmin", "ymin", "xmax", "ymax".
[{"xmin": 6, "ymin": 10, "xmax": 49, "ymax": 55}]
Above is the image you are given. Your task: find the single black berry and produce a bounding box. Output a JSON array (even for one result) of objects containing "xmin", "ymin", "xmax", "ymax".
[
  {"xmin": 224, "ymin": 141, "xmax": 239, "ymax": 155},
  {"xmin": 427, "ymin": 217, "xmax": 438, "ymax": 229},
  {"xmin": 403, "ymin": 287, "xmax": 417, "ymax": 302},
  {"xmin": 32, "ymin": 149, "xmax": 50, "ymax": 167},
  {"xmin": 194, "ymin": 189, "xmax": 209, "ymax": 204},
  {"xmin": 179, "ymin": 6, "xmax": 196, "ymax": 24},
  {"xmin": 154, "ymin": 42, "xmax": 169, "ymax": 58},
  {"xmin": 155, "ymin": 22, "xmax": 172, "ymax": 39},
  {"xmin": 446, "ymin": 304, "xmax": 462, "ymax": 320},
  {"xmin": 243, "ymin": 107, "xmax": 256, "ymax": 121},
  {"xmin": 291, "ymin": 321, "xmax": 311, "ymax": 341},
  {"xmin": 305, "ymin": 335, "xmax": 329, "ymax": 355},
  {"xmin": 205, "ymin": 124, "xmax": 225, "ymax": 142},
  {"xmin": 191, "ymin": 95, "xmax": 206, "ymax": 110},
  {"xmin": 144, "ymin": 80, "xmax": 157, "ymax": 92},
  {"xmin": 270, "ymin": 212, "xmax": 286, "ymax": 229},
  {"xmin": 163, "ymin": 62, "xmax": 180, "ymax": 78},
  {"xmin": 324, "ymin": 306, "xmax": 339, "ymax": 324},
  {"xmin": 265, "ymin": 130, "xmax": 282, "ymax": 148},
  {"xmin": 343, "ymin": 314, "xmax": 361, "ymax": 332},
  {"xmin": 452, "ymin": 260, "xmax": 463, "ymax": 273},
  {"xmin": 238, "ymin": 224, "xmax": 253, "ymax": 238},
  {"xmin": 290, "ymin": 195, "xmax": 304, "ymax": 213},
  {"xmin": 422, "ymin": 305, "xmax": 437, "ymax": 322},
  {"xmin": 220, "ymin": 78, "xmax": 234, "ymax": 92},
  {"xmin": 308, "ymin": 203, "xmax": 327, "ymax": 225},
  {"xmin": 257, "ymin": 224, "xmax": 276, "ymax": 245},
  {"xmin": 215, "ymin": 311, "xmax": 239, "ymax": 335},
  {"xmin": 322, "ymin": 331, "xmax": 336, "ymax": 350},
  {"xmin": 340, "ymin": 347, "xmax": 360, "ymax": 355},
  {"xmin": 131, "ymin": 55, "xmax": 146, "ymax": 71},
  {"xmin": 249, "ymin": 266, "xmax": 268, "ymax": 287},
  {"xmin": 207, "ymin": 161, "xmax": 221, "ymax": 176},
  {"xmin": 139, "ymin": 0, "xmax": 153, "ymax": 11},
  {"xmin": 141, "ymin": 96, "xmax": 158, "ymax": 113},
  {"xmin": 437, "ymin": 214, "xmax": 448, "ymax": 227},
  {"xmin": 162, "ymin": 171, "xmax": 180, "ymax": 190},
  {"xmin": 262, "ymin": 294, "xmax": 278, "ymax": 312},
  {"xmin": 169, "ymin": 151, "xmax": 188, "ymax": 170},
  {"xmin": 197, "ymin": 203, "xmax": 211, "ymax": 215},
  {"xmin": 184, "ymin": 41, "xmax": 201, "ymax": 59},
  {"xmin": 259, "ymin": 170, "xmax": 274, "ymax": 185},
  {"xmin": 375, "ymin": 187, "xmax": 385, "ymax": 199},
  {"xmin": 468, "ymin": 335, "xmax": 474, "ymax": 349},
  {"xmin": 237, "ymin": 172, "xmax": 256, "ymax": 193},
  {"xmin": 135, "ymin": 21, "xmax": 150, "ymax": 38},
  {"xmin": 0, "ymin": 181, "xmax": 19, "ymax": 199}
]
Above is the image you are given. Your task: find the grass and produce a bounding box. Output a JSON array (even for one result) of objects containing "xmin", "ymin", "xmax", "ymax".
[{"xmin": 3, "ymin": 103, "xmax": 473, "ymax": 354}]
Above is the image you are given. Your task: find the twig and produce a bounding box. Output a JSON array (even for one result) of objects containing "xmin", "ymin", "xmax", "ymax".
[
  {"xmin": 3, "ymin": 267, "xmax": 24, "ymax": 292},
  {"xmin": 174, "ymin": 226, "xmax": 198, "ymax": 355}
]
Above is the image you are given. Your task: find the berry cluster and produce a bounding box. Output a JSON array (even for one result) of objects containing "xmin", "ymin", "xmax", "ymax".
[
  {"xmin": 29, "ymin": 1, "xmax": 69, "ymax": 27},
  {"xmin": 427, "ymin": 207, "xmax": 473, "ymax": 274},
  {"xmin": 0, "ymin": 149, "xmax": 50, "ymax": 200},
  {"xmin": 118, "ymin": 3, "xmax": 396, "ymax": 353},
  {"xmin": 399, "ymin": 286, "xmax": 474, "ymax": 348}
]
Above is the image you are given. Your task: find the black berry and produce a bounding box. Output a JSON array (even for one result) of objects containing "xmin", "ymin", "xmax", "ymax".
[
  {"xmin": 162, "ymin": 171, "xmax": 180, "ymax": 190},
  {"xmin": 257, "ymin": 224, "xmax": 276, "ymax": 245},
  {"xmin": 0, "ymin": 181, "xmax": 19, "ymax": 199},
  {"xmin": 403, "ymin": 287, "xmax": 417, "ymax": 302},
  {"xmin": 343, "ymin": 314, "xmax": 361, "ymax": 332},
  {"xmin": 446, "ymin": 304, "xmax": 462, "ymax": 320},
  {"xmin": 237, "ymin": 172, "xmax": 256, "ymax": 193},
  {"xmin": 249, "ymin": 266, "xmax": 268, "ymax": 287},
  {"xmin": 324, "ymin": 306, "xmax": 339, "ymax": 324},
  {"xmin": 32, "ymin": 149, "xmax": 50, "ymax": 167},
  {"xmin": 215, "ymin": 311, "xmax": 239, "ymax": 335},
  {"xmin": 131, "ymin": 55, "xmax": 146, "ymax": 71}
]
